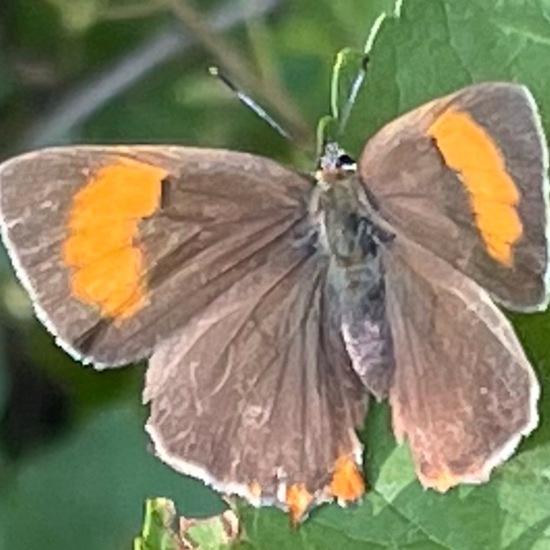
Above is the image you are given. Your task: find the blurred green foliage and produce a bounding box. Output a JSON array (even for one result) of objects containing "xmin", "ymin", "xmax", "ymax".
[{"xmin": 1, "ymin": 0, "xmax": 550, "ymax": 549}]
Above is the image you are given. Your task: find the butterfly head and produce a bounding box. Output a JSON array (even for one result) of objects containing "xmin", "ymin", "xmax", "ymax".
[{"xmin": 316, "ymin": 142, "xmax": 357, "ymax": 186}]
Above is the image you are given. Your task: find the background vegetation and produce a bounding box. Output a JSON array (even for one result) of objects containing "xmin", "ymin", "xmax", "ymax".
[{"xmin": 1, "ymin": 0, "xmax": 550, "ymax": 548}]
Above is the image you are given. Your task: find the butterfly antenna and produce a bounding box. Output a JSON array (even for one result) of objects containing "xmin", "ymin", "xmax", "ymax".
[
  {"xmin": 209, "ymin": 66, "xmax": 292, "ymax": 141},
  {"xmin": 337, "ymin": 11, "xmax": 385, "ymax": 136},
  {"xmin": 337, "ymin": 55, "xmax": 368, "ymax": 136}
]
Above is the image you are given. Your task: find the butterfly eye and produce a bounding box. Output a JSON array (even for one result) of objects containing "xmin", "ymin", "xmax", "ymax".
[{"xmin": 336, "ymin": 154, "xmax": 356, "ymax": 169}]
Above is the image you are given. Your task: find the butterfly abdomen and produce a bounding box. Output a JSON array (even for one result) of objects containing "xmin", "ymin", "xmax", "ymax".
[{"xmin": 313, "ymin": 169, "xmax": 394, "ymax": 400}]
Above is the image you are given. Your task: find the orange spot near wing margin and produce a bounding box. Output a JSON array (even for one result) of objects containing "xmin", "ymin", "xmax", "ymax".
[
  {"xmin": 285, "ymin": 484, "xmax": 313, "ymax": 525},
  {"xmin": 62, "ymin": 157, "xmax": 166, "ymax": 319},
  {"xmin": 328, "ymin": 454, "xmax": 365, "ymax": 503},
  {"xmin": 420, "ymin": 467, "xmax": 462, "ymax": 493},
  {"xmin": 428, "ymin": 108, "xmax": 522, "ymax": 266}
]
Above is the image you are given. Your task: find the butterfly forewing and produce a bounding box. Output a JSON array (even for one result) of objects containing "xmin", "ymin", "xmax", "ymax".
[
  {"xmin": 359, "ymin": 82, "xmax": 550, "ymax": 311},
  {"xmin": 0, "ymin": 146, "xmax": 313, "ymax": 365}
]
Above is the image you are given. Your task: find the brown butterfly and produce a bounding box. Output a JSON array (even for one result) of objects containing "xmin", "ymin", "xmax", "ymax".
[{"xmin": 0, "ymin": 82, "xmax": 547, "ymax": 522}]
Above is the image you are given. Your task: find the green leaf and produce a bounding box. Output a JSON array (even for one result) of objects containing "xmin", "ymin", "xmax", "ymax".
[
  {"xmin": 180, "ymin": 510, "xmax": 240, "ymax": 550},
  {"xmin": 236, "ymin": 404, "xmax": 550, "ymax": 550},
  {"xmin": 134, "ymin": 499, "xmax": 181, "ymax": 550},
  {"xmin": 0, "ymin": 405, "xmax": 224, "ymax": 550},
  {"xmin": 342, "ymin": 0, "xmax": 550, "ymax": 155},
  {"xmin": 135, "ymin": 498, "xmax": 242, "ymax": 550}
]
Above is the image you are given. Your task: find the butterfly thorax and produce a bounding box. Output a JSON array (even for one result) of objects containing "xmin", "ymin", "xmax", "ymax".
[{"xmin": 312, "ymin": 145, "xmax": 378, "ymax": 268}]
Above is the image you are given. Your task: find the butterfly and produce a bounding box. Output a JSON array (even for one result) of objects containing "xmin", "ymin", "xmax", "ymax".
[{"xmin": 0, "ymin": 82, "xmax": 547, "ymax": 522}]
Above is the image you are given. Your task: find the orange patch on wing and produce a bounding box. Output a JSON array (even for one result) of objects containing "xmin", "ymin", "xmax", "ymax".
[
  {"xmin": 428, "ymin": 108, "xmax": 522, "ymax": 266},
  {"xmin": 248, "ymin": 482, "xmax": 262, "ymax": 502},
  {"xmin": 328, "ymin": 454, "xmax": 365, "ymax": 502},
  {"xmin": 285, "ymin": 484, "xmax": 313, "ymax": 525},
  {"xmin": 421, "ymin": 468, "xmax": 461, "ymax": 493},
  {"xmin": 62, "ymin": 157, "xmax": 166, "ymax": 319}
]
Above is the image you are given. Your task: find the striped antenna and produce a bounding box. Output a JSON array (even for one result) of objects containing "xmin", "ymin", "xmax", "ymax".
[
  {"xmin": 209, "ymin": 67, "xmax": 292, "ymax": 141},
  {"xmin": 337, "ymin": 11, "xmax": 386, "ymax": 135}
]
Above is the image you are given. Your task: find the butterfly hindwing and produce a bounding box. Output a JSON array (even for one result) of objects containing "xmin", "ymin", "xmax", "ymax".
[
  {"xmin": 144, "ymin": 251, "xmax": 367, "ymax": 513},
  {"xmin": 382, "ymin": 235, "xmax": 538, "ymax": 490}
]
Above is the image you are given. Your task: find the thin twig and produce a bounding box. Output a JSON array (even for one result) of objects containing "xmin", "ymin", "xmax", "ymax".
[
  {"xmin": 20, "ymin": 0, "xmax": 282, "ymax": 150},
  {"xmin": 101, "ymin": 2, "xmax": 163, "ymax": 21},
  {"xmin": 165, "ymin": 0, "xmax": 311, "ymax": 147}
]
